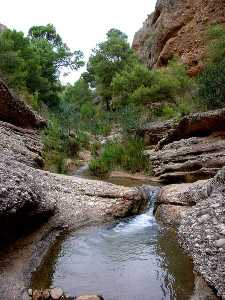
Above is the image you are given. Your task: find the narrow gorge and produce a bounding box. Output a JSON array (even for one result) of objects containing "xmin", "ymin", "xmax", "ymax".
[{"xmin": 0, "ymin": 0, "xmax": 225, "ymax": 299}]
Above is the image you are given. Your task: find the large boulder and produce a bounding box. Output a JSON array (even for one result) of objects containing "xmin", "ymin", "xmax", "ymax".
[
  {"xmin": 0, "ymin": 157, "xmax": 56, "ymax": 243},
  {"xmin": 133, "ymin": 0, "xmax": 225, "ymax": 73}
]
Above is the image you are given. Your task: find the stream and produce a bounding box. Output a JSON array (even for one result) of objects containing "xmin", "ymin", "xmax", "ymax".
[{"xmin": 31, "ymin": 169, "xmax": 197, "ymax": 300}]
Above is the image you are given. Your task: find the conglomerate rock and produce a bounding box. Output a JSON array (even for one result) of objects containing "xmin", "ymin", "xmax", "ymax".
[
  {"xmin": 155, "ymin": 168, "xmax": 225, "ymax": 298},
  {"xmin": 133, "ymin": 0, "xmax": 225, "ymax": 74}
]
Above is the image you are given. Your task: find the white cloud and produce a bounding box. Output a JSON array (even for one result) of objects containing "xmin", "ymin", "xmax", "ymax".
[{"xmin": 1, "ymin": 0, "xmax": 156, "ymax": 83}]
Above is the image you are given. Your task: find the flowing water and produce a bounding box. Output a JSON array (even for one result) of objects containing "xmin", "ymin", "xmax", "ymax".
[{"xmin": 32, "ymin": 170, "xmax": 197, "ymax": 299}]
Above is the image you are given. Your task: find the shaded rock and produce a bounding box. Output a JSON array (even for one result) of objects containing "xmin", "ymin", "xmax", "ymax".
[
  {"xmin": 155, "ymin": 181, "xmax": 205, "ymax": 226},
  {"xmin": 0, "ymin": 156, "xmax": 55, "ymax": 244},
  {"xmin": 133, "ymin": 0, "xmax": 225, "ymax": 72},
  {"xmin": 191, "ymin": 276, "xmax": 218, "ymax": 300},
  {"xmin": 155, "ymin": 204, "xmax": 190, "ymax": 227},
  {"xmin": 0, "ymin": 80, "xmax": 45, "ymax": 129},
  {"xmin": 0, "ymin": 121, "xmax": 44, "ymax": 168},
  {"xmin": 136, "ymin": 119, "xmax": 175, "ymax": 146}
]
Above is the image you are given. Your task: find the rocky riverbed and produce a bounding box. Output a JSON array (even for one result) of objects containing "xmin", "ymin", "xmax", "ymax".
[
  {"xmin": 0, "ymin": 81, "xmax": 148, "ymax": 299},
  {"xmin": 0, "ymin": 79, "xmax": 224, "ymax": 299}
]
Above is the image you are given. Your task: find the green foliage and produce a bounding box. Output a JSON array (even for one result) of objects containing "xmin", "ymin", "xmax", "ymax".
[
  {"xmin": 0, "ymin": 25, "xmax": 84, "ymax": 108},
  {"xmin": 197, "ymin": 24, "xmax": 225, "ymax": 109},
  {"xmin": 112, "ymin": 58, "xmax": 194, "ymax": 109},
  {"xmin": 42, "ymin": 113, "xmax": 90, "ymax": 173},
  {"xmin": 89, "ymin": 138, "xmax": 149, "ymax": 177},
  {"xmin": 206, "ymin": 24, "xmax": 225, "ymax": 64},
  {"xmin": 83, "ymin": 28, "xmax": 137, "ymax": 110},
  {"xmin": 112, "ymin": 64, "xmax": 154, "ymax": 106},
  {"xmin": 62, "ymin": 79, "xmax": 93, "ymax": 107}
]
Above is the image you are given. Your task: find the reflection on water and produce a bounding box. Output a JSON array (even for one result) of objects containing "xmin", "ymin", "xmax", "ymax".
[
  {"xmin": 74, "ymin": 164, "xmax": 161, "ymax": 187},
  {"xmin": 32, "ymin": 208, "xmax": 195, "ymax": 300}
]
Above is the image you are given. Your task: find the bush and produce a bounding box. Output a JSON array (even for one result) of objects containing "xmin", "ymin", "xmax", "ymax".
[
  {"xmin": 197, "ymin": 24, "xmax": 225, "ymax": 109},
  {"xmin": 42, "ymin": 116, "xmax": 90, "ymax": 174},
  {"xmin": 88, "ymin": 138, "xmax": 149, "ymax": 177},
  {"xmin": 111, "ymin": 58, "xmax": 195, "ymax": 111},
  {"xmin": 89, "ymin": 158, "xmax": 111, "ymax": 177},
  {"xmin": 198, "ymin": 60, "xmax": 225, "ymax": 109}
]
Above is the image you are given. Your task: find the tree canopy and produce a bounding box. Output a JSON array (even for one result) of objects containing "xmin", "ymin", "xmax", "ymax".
[
  {"xmin": 0, "ymin": 24, "xmax": 84, "ymax": 107},
  {"xmin": 83, "ymin": 28, "xmax": 136, "ymax": 110}
]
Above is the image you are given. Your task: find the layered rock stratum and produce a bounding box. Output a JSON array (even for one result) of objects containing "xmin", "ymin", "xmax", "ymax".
[
  {"xmin": 133, "ymin": 0, "xmax": 225, "ymax": 75},
  {"xmin": 155, "ymin": 169, "xmax": 225, "ymax": 299},
  {"xmin": 141, "ymin": 108, "xmax": 225, "ymax": 183},
  {"xmin": 0, "ymin": 81, "xmax": 147, "ymax": 299}
]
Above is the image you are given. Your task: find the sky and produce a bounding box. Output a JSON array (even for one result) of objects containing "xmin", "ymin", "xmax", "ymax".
[{"xmin": 1, "ymin": 0, "xmax": 156, "ymax": 83}]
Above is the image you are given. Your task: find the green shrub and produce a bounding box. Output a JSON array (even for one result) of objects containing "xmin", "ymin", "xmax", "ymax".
[
  {"xmin": 89, "ymin": 158, "xmax": 111, "ymax": 177},
  {"xmin": 88, "ymin": 138, "xmax": 149, "ymax": 177},
  {"xmin": 121, "ymin": 138, "xmax": 148, "ymax": 173},
  {"xmin": 198, "ymin": 60, "xmax": 225, "ymax": 109},
  {"xmin": 42, "ymin": 116, "xmax": 90, "ymax": 173}
]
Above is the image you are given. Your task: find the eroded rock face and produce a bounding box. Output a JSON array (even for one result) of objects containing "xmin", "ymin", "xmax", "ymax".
[
  {"xmin": 155, "ymin": 168, "xmax": 225, "ymax": 298},
  {"xmin": 0, "ymin": 79, "xmax": 148, "ymax": 299},
  {"xmin": 145, "ymin": 109, "xmax": 225, "ymax": 183},
  {"xmin": 136, "ymin": 119, "xmax": 175, "ymax": 146},
  {"xmin": 133, "ymin": 0, "xmax": 225, "ymax": 73},
  {"xmin": 0, "ymin": 80, "xmax": 45, "ymax": 128},
  {"xmin": 0, "ymin": 157, "xmax": 55, "ymax": 243},
  {"xmin": 0, "ymin": 121, "xmax": 44, "ymax": 167},
  {"xmin": 178, "ymin": 168, "xmax": 225, "ymax": 299}
]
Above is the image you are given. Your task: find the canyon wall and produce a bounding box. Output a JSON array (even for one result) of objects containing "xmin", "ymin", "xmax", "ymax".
[{"xmin": 133, "ymin": 0, "xmax": 225, "ymax": 75}]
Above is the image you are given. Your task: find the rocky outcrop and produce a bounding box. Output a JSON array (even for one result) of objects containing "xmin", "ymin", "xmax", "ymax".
[
  {"xmin": 0, "ymin": 80, "xmax": 45, "ymax": 128},
  {"xmin": 0, "ymin": 79, "xmax": 147, "ymax": 299},
  {"xmin": 143, "ymin": 108, "xmax": 225, "ymax": 183},
  {"xmin": 136, "ymin": 119, "xmax": 175, "ymax": 146},
  {"xmin": 133, "ymin": 0, "xmax": 225, "ymax": 74},
  {"xmin": 156, "ymin": 168, "xmax": 225, "ymax": 299},
  {"xmin": 158, "ymin": 108, "xmax": 225, "ymax": 148}
]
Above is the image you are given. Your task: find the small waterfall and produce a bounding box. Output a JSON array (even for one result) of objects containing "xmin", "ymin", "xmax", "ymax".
[{"xmin": 139, "ymin": 185, "xmax": 161, "ymax": 212}]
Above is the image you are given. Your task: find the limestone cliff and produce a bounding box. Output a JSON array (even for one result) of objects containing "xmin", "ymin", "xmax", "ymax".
[{"xmin": 133, "ymin": 0, "xmax": 225, "ymax": 75}]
